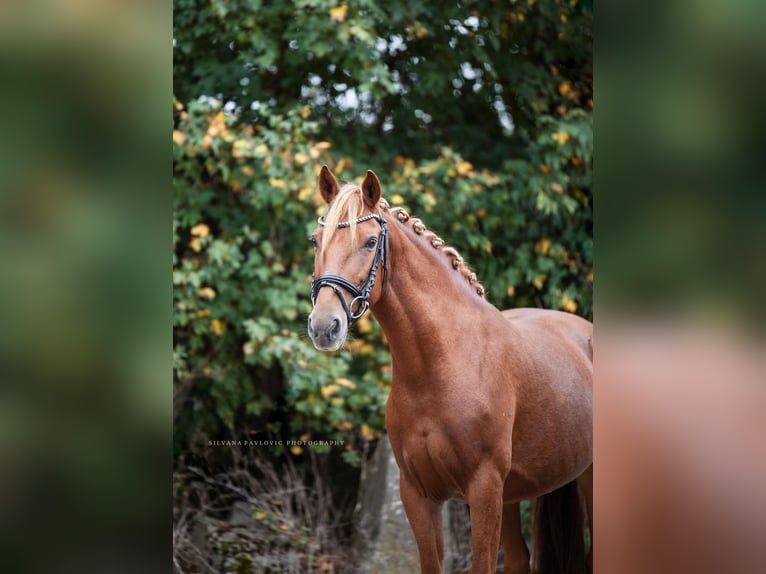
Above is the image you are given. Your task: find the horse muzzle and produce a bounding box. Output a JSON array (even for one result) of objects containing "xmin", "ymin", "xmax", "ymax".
[{"xmin": 308, "ymin": 309, "xmax": 347, "ymax": 352}]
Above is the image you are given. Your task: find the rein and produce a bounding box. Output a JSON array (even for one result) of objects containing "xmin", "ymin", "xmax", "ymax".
[{"xmin": 310, "ymin": 212, "xmax": 389, "ymax": 324}]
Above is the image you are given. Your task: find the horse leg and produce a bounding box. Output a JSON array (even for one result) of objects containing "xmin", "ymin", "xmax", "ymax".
[
  {"xmin": 466, "ymin": 467, "xmax": 504, "ymax": 574},
  {"xmin": 400, "ymin": 474, "xmax": 444, "ymax": 574},
  {"xmin": 577, "ymin": 464, "xmax": 594, "ymax": 574},
  {"xmin": 500, "ymin": 501, "xmax": 531, "ymax": 574}
]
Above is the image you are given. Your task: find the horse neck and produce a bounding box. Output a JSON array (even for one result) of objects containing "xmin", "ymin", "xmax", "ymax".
[{"xmin": 370, "ymin": 215, "xmax": 493, "ymax": 381}]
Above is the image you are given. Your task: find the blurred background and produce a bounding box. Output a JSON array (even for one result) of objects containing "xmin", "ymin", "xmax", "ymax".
[
  {"xmin": 0, "ymin": 1, "xmax": 170, "ymax": 573},
  {"xmin": 1, "ymin": 0, "xmax": 764, "ymax": 573}
]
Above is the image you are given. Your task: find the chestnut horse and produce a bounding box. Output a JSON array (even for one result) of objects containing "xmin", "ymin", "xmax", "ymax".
[{"xmin": 307, "ymin": 166, "xmax": 593, "ymax": 574}]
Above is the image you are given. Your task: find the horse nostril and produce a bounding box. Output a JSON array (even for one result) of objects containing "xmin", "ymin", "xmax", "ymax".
[
  {"xmin": 325, "ymin": 318, "xmax": 341, "ymax": 341},
  {"xmin": 307, "ymin": 316, "xmax": 314, "ymax": 337}
]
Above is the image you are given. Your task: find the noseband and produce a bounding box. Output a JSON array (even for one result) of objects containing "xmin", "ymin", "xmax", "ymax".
[{"xmin": 310, "ymin": 212, "xmax": 389, "ymax": 324}]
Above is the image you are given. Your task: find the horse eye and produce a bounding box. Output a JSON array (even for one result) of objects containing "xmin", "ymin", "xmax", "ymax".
[
  {"xmin": 365, "ymin": 236, "xmax": 377, "ymax": 249},
  {"xmin": 309, "ymin": 236, "xmax": 318, "ymax": 248}
]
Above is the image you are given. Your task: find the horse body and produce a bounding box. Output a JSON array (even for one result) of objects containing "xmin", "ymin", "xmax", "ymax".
[
  {"xmin": 308, "ymin": 167, "xmax": 593, "ymax": 574},
  {"xmin": 499, "ymin": 308, "xmax": 593, "ymax": 501}
]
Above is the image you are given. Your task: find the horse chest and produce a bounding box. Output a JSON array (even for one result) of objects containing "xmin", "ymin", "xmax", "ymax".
[
  {"xmin": 391, "ymin": 427, "xmax": 470, "ymax": 500},
  {"xmin": 387, "ymin": 393, "xmax": 514, "ymax": 500}
]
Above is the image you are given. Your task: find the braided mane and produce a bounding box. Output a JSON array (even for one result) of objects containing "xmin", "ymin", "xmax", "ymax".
[
  {"xmin": 320, "ymin": 185, "xmax": 485, "ymax": 298},
  {"xmin": 381, "ymin": 199, "xmax": 486, "ymax": 298}
]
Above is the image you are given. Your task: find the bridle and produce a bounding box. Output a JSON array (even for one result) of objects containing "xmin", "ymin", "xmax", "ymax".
[{"xmin": 310, "ymin": 212, "xmax": 389, "ymax": 324}]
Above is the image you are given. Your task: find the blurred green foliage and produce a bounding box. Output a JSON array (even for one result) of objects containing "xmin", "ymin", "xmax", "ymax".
[
  {"xmin": 173, "ymin": 0, "xmax": 593, "ymax": 166},
  {"xmin": 173, "ymin": 0, "xmax": 592, "ymax": 466}
]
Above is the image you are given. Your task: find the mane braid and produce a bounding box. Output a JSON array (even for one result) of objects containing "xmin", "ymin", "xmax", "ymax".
[{"xmin": 384, "ymin": 203, "xmax": 486, "ymax": 299}]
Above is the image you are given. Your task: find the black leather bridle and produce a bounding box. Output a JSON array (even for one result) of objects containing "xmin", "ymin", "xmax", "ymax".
[{"xmin": 310, "ymin": 212, "xmax": 389, "ymax": 324}]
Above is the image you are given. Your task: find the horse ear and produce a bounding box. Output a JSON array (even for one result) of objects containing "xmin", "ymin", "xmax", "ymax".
[
  {"xmin": 318, "ymin": 165, "xmax": 340, "ymax": 204},
  {"xmin": 361, "ymin": 170, "xmax": 382, "ymax": 208}
]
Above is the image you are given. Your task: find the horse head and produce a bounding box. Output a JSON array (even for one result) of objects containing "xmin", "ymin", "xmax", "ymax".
[{"xmin": 307, "ymin": 166, "xmax": 388, "ymax": 351}]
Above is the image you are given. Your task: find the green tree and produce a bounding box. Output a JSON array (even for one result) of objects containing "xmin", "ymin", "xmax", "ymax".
[
  {"xmin": 173, "ymin": 0, "xmax": 592, "ymax": 466},
  {"xmin": 174, "ymin": 0, "xmax": 592, "ymax": 165}
]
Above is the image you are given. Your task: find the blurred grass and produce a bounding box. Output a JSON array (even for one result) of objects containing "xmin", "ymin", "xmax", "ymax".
[{"xmin": 0, "ymin": 2, "xmax": 170, "ymax": 573}]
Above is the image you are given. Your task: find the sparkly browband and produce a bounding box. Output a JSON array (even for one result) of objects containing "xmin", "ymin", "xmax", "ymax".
[{"xmin": 317, "ymin": 212, "xmax": 381, "ymax": 228}]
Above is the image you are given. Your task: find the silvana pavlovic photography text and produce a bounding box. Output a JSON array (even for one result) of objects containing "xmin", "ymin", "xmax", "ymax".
[{"xmin": 208, "ymin": 439, "xmax": 346, "ymax": 448}]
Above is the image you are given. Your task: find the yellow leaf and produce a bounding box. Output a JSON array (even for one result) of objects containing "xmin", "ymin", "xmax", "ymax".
[
  {"xmin": 242, "ymin": 166, "xmax": 254, "ymax": 176},
  {"xmin": 270, "ymin": 178, "xmax": 287, "ymax": 188},
  {"xmin": 561, "ymin": 295, "xmax": 578, "ymax": 313},
  {"xmin": 540, "ymin": 164, "xmax": 550, "ymax": 174},
  {"xmin": 337, "ymin": 420, "xmax": 353, "ymax": 431},
  {"xmin": 298, "ymin": 186, "xmax": 314, "ymax": 201},
  {"xmin": 347, "ymin": 340, "xmax": 365, "ymax": 353},
  {"xmin": 279, "ymin": 523, "xmax": 290, "ymax": 531},
  {"xmin": 198, "ymin": 287, "xmax": 216, "ymax": 299},
  {"xmin": 456, "ymin": 160, "xmax": 473, "ymax": 175},
  {"xmin": 172, "ymin": 130, "xmax": 186, "ymax": 146},
  {"xmin": 549, "ymin": 64, "xmax": 559, "ymax": 76},
  {"xmin": 210, "ymin": 319, "xmax": 225, "ymax": 336},
  {"xmin": 191, "ymin": 223, "xmax": 210, "ymax": 237},
  {"xmin": 232, "ymin": 139, "xmax": 252, "ymax": 158},
  {"xmin": 315, "ymin": 141, "xmax": 332, "ymax": 150},
  {"xmin": 294, "ymin": 152, "xmax": 309, "ymax": 164},
  {"xmin": 335, "ymin": 158, "xmax": 353, "ymax": 173},
  {"xmin": 535, "ymin": 238, "xmax": 551, "ymax": 255},
  {"xmin": 255, "ymin": 511, "xmax": 267, "ymax": 520},
  {"xmin": 189, "ymin": 237, "xmax": 201, "ymax": 252},
  {"xmin": 391, "ymin": 193, "xmax": 405, "ymax": 205},
  {"xmin": 507, "ymin": 286, "xmax": 516, "ymax": 297},
  {"xmin": 336, "ymin": 377, "xmax": 356, "ymax": 389},
  {"xmin": 360, "ymin": 423, "xmax": 375, "ymax": 441},
  {"xmin": 300, "ymin": 433, "xmax": 309, "ymax": 442},
  {"xmin": 558, "ymin": 81, "xmax": 573, "ymax": 97},
  {"xmin": 532, "ymin": 274, "xmax": 547, "ymax": 290},
  {"xmin": 329, "ymin": 5, "xmax": 347, "ymax": 22},
  {"xmin": 196, "ymin": 309, "xmax": 210, "ymax": 318},
  {"xmin": 255, "ymin": 143, "xmax": 268, "ymax": 154},
  {"xmin": 551, "ymin": 131, "xmax": 570, "ymax": 145},
  {"xmin": 356, "ymin": 315, "xmax": 373, "ymax": 334},
  {"xmin": 230, "ymin": 179, "xmax": 241, "ymax": 192},
  {"xmin": 560, "ymin": 13, "xmax": 568, "ymax": 23},
  {"xmin": 290, "ymin": 445, "xmax": 303, "ymax": 456},
  {"xmin": 320, "ymin": 384, "xmax": 340, "ymax": 399},
  {"xmin": 361, "ymin": 343, "xmax": 375, "ymax": 355}
]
